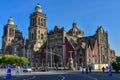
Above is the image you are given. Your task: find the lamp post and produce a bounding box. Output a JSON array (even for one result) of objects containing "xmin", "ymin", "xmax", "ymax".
[
  {"xmin": 105, "ymin": 56, "xmax": 107, "ymax": 68},
  {"xmin": 74, "ymin": 50, "xmax": 77, "ymax": 71},
  {"xmin": 60, "ymin": 56, "xmax": 63, "ymax": 70},
  {"xmin": 50, "ymin": 48, "xmax": 52, "ymax": 69}
]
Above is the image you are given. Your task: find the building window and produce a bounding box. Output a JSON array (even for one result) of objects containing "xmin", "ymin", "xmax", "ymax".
[
  {"xmin": 38, "ymin": 30, "xmax": 40, "ymax": 34},
  {"xmin": 9, "ymin": 28, "xmax": 14, "ymax": 36},
  {"xmin": 44, "ymin": 19, "xmax": 46, "ymax": 27},
  {"xmin": 38, "ymin": 17, "xmax": 40, "ymax": 25},
  {"xmin": 41, "ymin": 18, "xmax": 43, "ymax": 26},
  {"xmin": 31, "ymin": 33, "xmax": 34, "ymax": 39},
  {"xmin": 32, "ymin": 18, "xmax": 35, "ymax": 26},
  {"xmin": 31, "ymin": 19, "xmax": 34, "ymax": 26},
  {"xmin": 41, "ymin": 34, "xmax": 43, "ymax": 39},
  {"xmin": 9, "ymin": 39, "xmax": 10, "ymax": 42}
]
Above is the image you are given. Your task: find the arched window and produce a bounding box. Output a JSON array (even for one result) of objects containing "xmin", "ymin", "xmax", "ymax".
[
  {"xmin": 31, "ymin": 33, "xmax": 34, "ymax": 39},
  {"xmin": 89, "ymin": 59, "xmax": 91, "ymax": 63},
  {"xmin": 9, "ymin": 39, "xmax": 10, "ymax": 42},
  {"xmin": 9, "ymin": 28, "xmax": 12, "ymax": 36},
  {"xmin": 31, "ymin": 19, "xmax": 34, "ymax": 26},
  {"xmin": 38, "ymin": 30, "xmax": 40, "ymax": 34},
  {"xmin": 38, "ymin": 17, "xmax": 40, "ymax": 25},
  {"xmin": 41, "ymin": 34, "xmax": 43, "ymax": 39},
  {"xmin": 32, "ymin": 19, "xmax": 35, "ymax": 26},
  {"xmin": 44, "ymin": 19, "xmax": 46, "ymax": 27},
  {"xmin": 41, "ymin": 18, "xmax": 43, "ymax": 26}
]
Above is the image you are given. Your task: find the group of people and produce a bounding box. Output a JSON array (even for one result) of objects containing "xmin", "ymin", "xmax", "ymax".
[
  {"xmin": 102, "ymin": 66, "xmax": 109, "ymax": 73},
  {"xmin": 82, "ymin": 66, "xmax": 92, "ymax": 74},
  {"xmin": 82, "ymin": 66, "xmax": 109, "ymax": 74}
]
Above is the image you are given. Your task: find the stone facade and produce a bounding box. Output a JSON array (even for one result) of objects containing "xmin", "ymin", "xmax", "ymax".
[{"xmin": 1, "ymin": 4, "xmax": 116, "ymax": 68}]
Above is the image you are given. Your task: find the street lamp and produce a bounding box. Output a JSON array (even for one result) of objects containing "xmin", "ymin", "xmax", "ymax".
[
  {"xmin": 74, "ymin": 50, "xmax": 77, "ymax": 71},
  {"xmin": 105, "ymin": 56, "xmax": 107, "ymax": 68},
  {"xmin": 50, "ymin": 48, "xmax": 52, "ymax": 69}
]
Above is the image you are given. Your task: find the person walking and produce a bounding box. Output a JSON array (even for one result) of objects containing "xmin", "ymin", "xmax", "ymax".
[
  {"xmin": 86, "ymin": 67, "xmax": 88, "ymax": 74},
  {"xmin": 89, "ymin": 66, "xmax": 91, "ymax": 72},
  {"xmin": 102, "ymin": 66, "xmax": 105, "ymax": 73}
]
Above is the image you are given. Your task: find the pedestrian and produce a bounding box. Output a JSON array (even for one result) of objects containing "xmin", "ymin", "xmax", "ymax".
[
  {"xmin": 102, "ymin": 66, "xmax": 105, "ymax": 73},
  {"xmin": 86, "ymin": 67, "xmax": 88, "ymax": 74},
  {"xmin": 89, "ymin": 67, "xmax": 91, "ymax": 72},
  {"xmin": 106, "ymin": 66, "xmax": 108, "ymax": 72}
]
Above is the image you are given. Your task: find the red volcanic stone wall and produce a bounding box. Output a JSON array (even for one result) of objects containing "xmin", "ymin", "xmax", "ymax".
[
  {"xmin": 65, "ymin": 37, "xmax": 74, "ymax": 63},
  {"xmin": 93, "ymin": 39, "xmax": 99, "ymax": 63},
  {"xmin": 41, "ymin": 49, "xmax": 46, "ymax": 60},
  {"xmin": 87, "ymin": 46, "xmax": 92, "ymax": 57}
]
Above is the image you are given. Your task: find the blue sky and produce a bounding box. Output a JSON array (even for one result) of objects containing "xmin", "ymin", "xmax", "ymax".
[{"xmin": 0, "ymin": 0, "xmax": 120, "ymax": 56}]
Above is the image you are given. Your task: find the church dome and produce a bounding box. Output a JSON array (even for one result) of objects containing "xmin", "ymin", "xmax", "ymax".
[
  {"xmin": 68, "ymin": 22, "xmax": 84, "ymax": 37},
  {"xmin": 35, "ymin": 3, "xmax": 42, "ymax": 12},
  {"xmin": 8, "ymin": 17, "xmax": 14, "ymax": 25}
]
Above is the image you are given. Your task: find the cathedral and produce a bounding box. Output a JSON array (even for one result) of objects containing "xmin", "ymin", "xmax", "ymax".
[{"xmin": 1, "ymin": 4, "xmax": 116, "ymax": 69}]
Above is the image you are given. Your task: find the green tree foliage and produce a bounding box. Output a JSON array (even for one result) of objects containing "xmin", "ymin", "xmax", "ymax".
[
  {"xmin": 116, "ymin": 56, "xmax": 120, "ymax": 62},
  {"xmin": 0, "ymin": 56, "xmax": 2, "ymax": 63},
  {"xmin": 0, "ymin": 54, "xmax": 29, "ymax": 66},
  {"xmin": 112, "ymin": 62, "xmax": 120, "ymax": 72},
  {"xmin": 112, "ymin": 56, "xmax": 120, "ymax": 72},
  {"xmin": 21, "ymin": 57, "xmax": 29, "ymax": 65}
]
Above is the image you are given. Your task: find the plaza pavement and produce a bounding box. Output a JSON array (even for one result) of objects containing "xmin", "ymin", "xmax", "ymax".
[{"xmin": 0, "ymin": 68, "xmax": 118, "ymax": 76}]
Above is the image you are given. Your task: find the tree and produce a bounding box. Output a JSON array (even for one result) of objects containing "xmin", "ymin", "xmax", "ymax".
[
  {"xmin": 112, "ymin": 56, "xmax": 120, "ymax": 72},
  {"xmin": 0, "ymin": 54, "xmax": 29, "ymax": 66},
  {"xmin": 116, "ymin": 56, "xmax": 120, "ymax": 62},
  {"xmin": 20, "ymin": 57, "xmax": 29, "ymax": 66},
  {"xmin": 0, "ymin": 56, "xmax": 2, "ymax": 63}
]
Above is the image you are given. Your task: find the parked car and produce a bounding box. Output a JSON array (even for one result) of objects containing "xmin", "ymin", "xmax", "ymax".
[
  {"xmin": 23, "ymin": 68, "xmax": 32, "ymax": 72},
  {"xmin": 38, "ymin": 67, "xmax": 50, "ymax": 72}
]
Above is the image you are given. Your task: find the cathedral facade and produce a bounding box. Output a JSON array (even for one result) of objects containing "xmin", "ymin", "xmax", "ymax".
[{"xmin": 1, "ymin": 4, "xmax": 116, "ymax": 69}]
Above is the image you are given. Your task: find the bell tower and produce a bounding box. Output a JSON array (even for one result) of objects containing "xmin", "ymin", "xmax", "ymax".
[
  {"xmin": 97, "ymin": 26, "xmax": 109, "ymax": 64},
  {"xmin": 2, "ymin": 17, "xmax": 17, "ymax": 54},
  {"xmin": 28, "ymin": 4, "xmax": 48, "ymax": 51}
]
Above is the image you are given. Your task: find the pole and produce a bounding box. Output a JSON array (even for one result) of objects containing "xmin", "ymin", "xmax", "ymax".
[
  {"xmin": 51, "ymin": 48, "xmax": 52, "ymax": 69},
  {"xmin": 61, "ymin": 56, "xmax": 63, "ymax": 71},
  {"xmin": 75, "ymin": 50, "xmax": 77, "ymax": 71},
  {"xmin": 46, "ymin": 41, "xmax": 48, "ymax": 65}
]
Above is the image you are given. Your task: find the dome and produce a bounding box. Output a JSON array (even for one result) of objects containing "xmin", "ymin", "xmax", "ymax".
[
  {"xmin": 35, "ymin": 3, "xmax": 42, "ymax": 12},
  {"xmin": 8, "ymin": 17, "xmax": 14, "ymax": 25}
]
